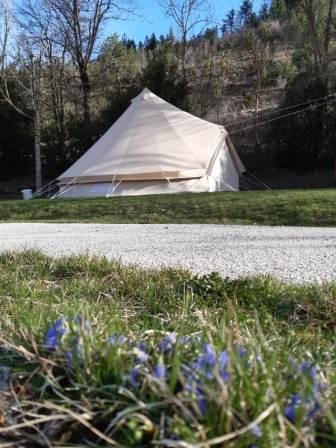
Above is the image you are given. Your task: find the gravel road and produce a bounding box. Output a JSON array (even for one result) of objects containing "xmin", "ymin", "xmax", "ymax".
[{"xmin": 0, "ymin": 223, "xmax": 335, "ymax": 284}]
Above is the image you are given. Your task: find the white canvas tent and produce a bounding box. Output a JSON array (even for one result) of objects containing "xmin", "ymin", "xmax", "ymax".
[{"xmin": 58, "ymin": 88, "xmax": 245, "ymax": 197}]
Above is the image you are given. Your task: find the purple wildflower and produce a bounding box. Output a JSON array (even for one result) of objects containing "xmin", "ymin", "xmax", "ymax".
[
  {"xmin": 306, "ymin": 396, "xmax": 321, "ymax": 420},
  {"xmin": 185, "ymin": 373, "xmax": 201, "ymax": 395},
  {"xmin": 300, "ymin": 361, "xmax": 312, "ymax": 372},
  {"xmin": 251, "ymin": 424, "xmax": 262, "ymax": 437},
  {"xmin": 108, "ymin": 335, "xmax": 127, "ymax": 346},
  {"xmin": 158, "ymin": 333, "xmax": 176, "ymax": 353},
  {"xmin": 136, "ymin": 349, "xmax": 149, "ymax": 363},
  {"xmin": 44, "ymin": 328, "xmax": 58, "ymax": 350},
  {"xmin": 238, "ymin": 346, "xmax": 247, "ymax": 357},
  {"xmin": 284, "ymin": 394, "xmax": 301, "ymax": 423},
  {"xmin": 218, "ymin": 351, "xmax": 230, "ymax": 381},
  {"xmin": 193, "ymin": 344, "xmax": 217, "ymax": 379},
  {"xmin": 65, "ymin": 350, "xmax": 73, "ymax": 368},
  {"xmin": 198, "ymin": 397, "xmax": 208, "ymax": 415},
  {"xmin": 285, "ymin": 405, "xmax": 296, "ymax": 420},
  {"xmin": 55, "ymin": 318, "xmax": 67, "ymax": 333},
  {"xmin": 130, "ymin": 368, "xmax": 140, "ymax": 388},
  {"xmin": 179, "ymin": 336, "xmax": 189, "ymax": 345},
  {"xmin": 194, "ymin": 386, "xmax": 207, "ymax": 415},
  {"xmin": 44, "ymin": 318, "xmax": 68, "ymax": 350},
  {"xmin": 154, "ymin": 362, "xmax": 166, "ymax": 380},
  {"xmin": 138, "ymin": 341, "xmax": 147, "ymax": 352}
]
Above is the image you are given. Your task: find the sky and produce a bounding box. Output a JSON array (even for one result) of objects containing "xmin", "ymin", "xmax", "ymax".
[{"xmin": 107, "ymin": 0, "xmax": 263, "ymax": 43}]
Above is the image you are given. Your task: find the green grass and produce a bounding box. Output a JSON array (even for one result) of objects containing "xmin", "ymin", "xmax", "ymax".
[
  {"xmin": 0, "ymin": 251, "xmax": 336, "ymax": 446},
  {"xmin": 1, "ymin": 188, "xmax": 336, "ymax": 225}
]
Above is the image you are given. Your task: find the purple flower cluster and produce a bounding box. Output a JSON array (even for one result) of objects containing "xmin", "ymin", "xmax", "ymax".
[
  {"xmin": 284, "ymin": 394, "xmax": 321, "ymax": 423},
  {"xmin": 183, "ymin": 344, "xmax": 231, "ymax": 414},
  {"xmin": 127, "ymin": 334, "xmax": 212, "ymax": 390},
  {"xmin": 284, "ymin": 360, "xmax": 322, "ymax": 424},
  {"xmin": 108, "ymin": 334, "xmax": 127, "ymax": 346},
  {"xmin": 44, "ymin": 316, "xmax": 89, "ymax": 368},
  {"xmin": 192, "ymin": 344, "xmax": 229, "ymax": 381},
  {"xmin": 44, "ymin": 318, "xmax": 68, "ymax": 350},
  {"xmin": 43, "ymin": 319, "xmax": 325, "ymax": 436},
  {"xmin": 129, "ymin": 339, "xmax": 169, "ymax": 386},
  {"xmin": 158, "ymin": 333, "xmax": 176, "ymax": 353}
]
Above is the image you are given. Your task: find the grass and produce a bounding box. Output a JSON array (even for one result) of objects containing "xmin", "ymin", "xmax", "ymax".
[
  {"xmin": 0, "ymin": 251, "xmax": 336, "ymax": 446},
  {"xmin": 0, "ymin": 188, "xmax": 336, "ymax": 226}
]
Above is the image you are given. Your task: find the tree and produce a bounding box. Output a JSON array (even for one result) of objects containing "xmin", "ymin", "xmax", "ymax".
[
  {"xmin": 272, "ymin": 0, "xmax": 336, "ymax": 171},
  {"xmin": 299, "ymin": 0, "xmax": 335, "ymax": 86},
  {"xmin": 270, "ymin": 0, "xmax": 288, "ymax": 19},
  {"xmin": 141, "ymin": 45, "xmax": 182, "ymax": 105},
  {"xmin": 238, "ymin": 22, "xmax": 274, "ymax": 143},
  {"xmin": 98, "ymin": 33, "xmax": 138, "ymax": 91},
  {"xmin": 259, "ymin": 1, "xmax": 270, "ymax": 20},
  {"xmin": 272, "ymin": 76, "xmax": 334, "ymax": 170},
  {"xmin": 48, "ymin": 0, "xmax": 135, "ymax": 126},
  {"xmin": 238, "ymin": 0, "xmax": 253, "ymax": 27},
  {"xmin": 121, "ymin": 34, "xmax": 136, "ymax": 50},
  {"xmin": 144, "ymin": 33, "xmax": 158, "ymax": 52},
  {"xmin": 222, "ymin": 9, "xmax": 236, "ymax": 35},
  {"xmin": 0, "ymin": 1, "xmax": 46, "ymax": 190},
  {"xmin": 18, "ymin": 0, "xmax": 69, "ymax": 160},
  {"xmin": 204, "ymin": 27, "xmax": 218, "ymax": 46},
  {"xmin": 159, "ymin": 0, "xmax": 212, "ymax": 97}
]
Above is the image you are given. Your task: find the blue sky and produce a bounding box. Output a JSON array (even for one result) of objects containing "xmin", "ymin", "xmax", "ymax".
[{"xmin": 106, "ymin": 0, "xmax": 263, "ymax": 43}]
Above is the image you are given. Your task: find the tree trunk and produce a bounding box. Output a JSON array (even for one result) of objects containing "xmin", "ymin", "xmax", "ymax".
[
  {"xmin": 59, "ymin": 117, "xmax": 66, "ymax": 156},
  {"xmin": 49, "ymin": 59, "xmax": 66, "ymax": 157},
  {"xmin": 180, "ymin": 34, "xmax": 189, "ymax": 110},
  {"xmin": 34, "ymin": 111, "xmax": 42, "ymax": 191},
  {"xmin": 80, "ymin": 70, "xmax": 91, "ymax": 125}
]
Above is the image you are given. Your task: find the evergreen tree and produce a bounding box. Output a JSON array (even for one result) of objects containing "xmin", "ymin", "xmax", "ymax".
[
  {"xmin": 141, "ymin": 47, "xmax": 186, "ymax": 107},
  {"xmin": 259, "ymin": 1, "xmax": 270, "ymax": 20},
  {"xmin": 144, "ymin": 33, "xmax": 158, "ymax": 52},
  {"xmin": 222, "ymin": 9, "xmax": 236, "ymax": 34},
  {"xmin": 238, "ymin": 0, "xmax": 253, "ymax": 27},
  {"xmin": 121, "ymin": 34, "xmax": 136, "ymax": 51},
  {"xmin": 204, "ymin": 27, "xmax": 218, "ymax": 46},
  {"xmin": 270, "ymin": 0, "xmax": 287, "ymax": 19}
]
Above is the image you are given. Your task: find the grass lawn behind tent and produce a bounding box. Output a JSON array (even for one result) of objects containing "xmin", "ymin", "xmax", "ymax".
[
  {"xmin": 0, "ymin": 188, "xmax": 336, "ymax": 226},
  {"xmin": 0, "ymin": 251, "xmax": 336, "ymax": 446}
]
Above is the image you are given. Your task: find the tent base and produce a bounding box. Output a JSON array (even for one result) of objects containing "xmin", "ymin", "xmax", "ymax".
[{"xmin": 58, "ymin": 176, "xmax": 239, "ymax": 199}]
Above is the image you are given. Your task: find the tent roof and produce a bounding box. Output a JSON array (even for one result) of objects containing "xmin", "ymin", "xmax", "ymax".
[{"xmin": 59, "ymin": 88, "xmax": 244, "ymax": 183}]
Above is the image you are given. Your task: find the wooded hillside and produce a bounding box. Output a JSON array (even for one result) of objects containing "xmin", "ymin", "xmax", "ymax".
[{"xmin": 0, "ymin": 0, "xmax": 335, "ymax": 196}]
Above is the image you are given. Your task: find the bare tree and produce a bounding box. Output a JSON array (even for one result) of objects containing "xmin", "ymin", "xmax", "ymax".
[
  {"xmin": 48, "ymin": 0, "xmax": 136, "ymax": 125},
  {"xmin": 0, "ymin": 1, "xmax": 45, "ymax": 190},
  {"xmin": 18, "ymin": 0, "xmax": 68, "ymax": 156},
  {"xmin": 300, "ymin": 0, "xmax": 335, "ymax": 85},
  {"xmin": 159, "ymin": 0, "xmax": 212, "ymax": 84}
]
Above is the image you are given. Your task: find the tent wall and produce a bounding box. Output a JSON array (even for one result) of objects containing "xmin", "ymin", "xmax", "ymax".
[{"xmin": 207, "ymin": 142, "xmax": 240, "ymax": 192}]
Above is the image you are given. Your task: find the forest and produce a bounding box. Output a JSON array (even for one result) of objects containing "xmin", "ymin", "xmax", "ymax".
[{"xmin": 0, "ymin": 0, "xmax": 335, "ymax": 195}]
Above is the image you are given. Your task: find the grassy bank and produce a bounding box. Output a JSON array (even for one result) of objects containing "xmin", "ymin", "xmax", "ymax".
[
  {"xmin": 0, "ymin": 251, "xmax": 336, "ymax": 446},
  {"xmin": 0, "ymin": 189, "xmax": 336, "ymax": 226}
]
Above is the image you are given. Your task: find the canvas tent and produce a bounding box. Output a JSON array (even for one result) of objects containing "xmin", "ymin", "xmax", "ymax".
[{"xmin": 58, "ymin": 88, "xmax": 245, "ymax": 197}]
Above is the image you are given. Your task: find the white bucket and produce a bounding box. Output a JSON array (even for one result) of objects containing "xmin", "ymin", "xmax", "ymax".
[{"xmin": 21, "ymin": 189, "xmax": 33, "ymax": 200}]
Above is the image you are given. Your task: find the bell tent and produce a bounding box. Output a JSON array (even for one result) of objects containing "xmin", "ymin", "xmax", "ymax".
[{"xmin": 58, "ymin": 88, "xmax": 245, "ymax": 197}]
